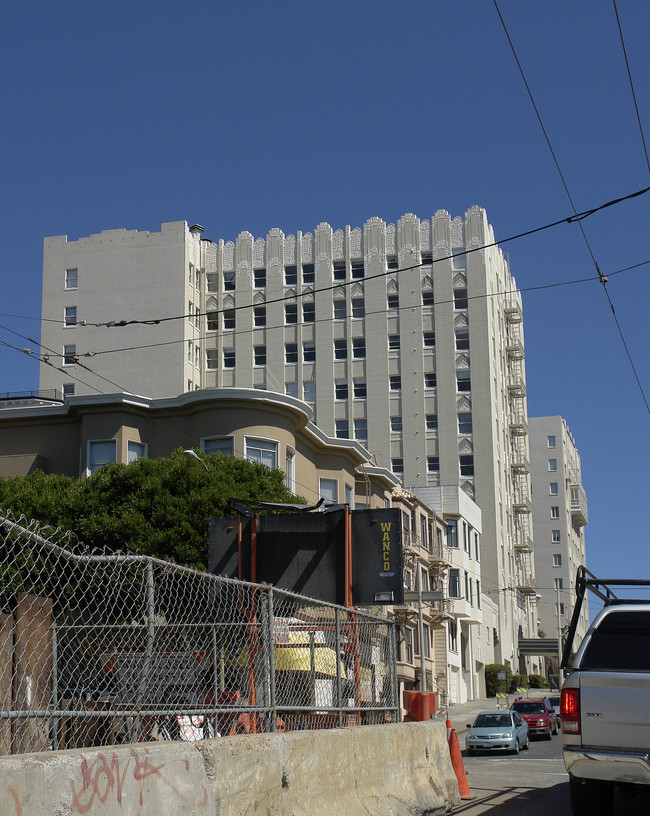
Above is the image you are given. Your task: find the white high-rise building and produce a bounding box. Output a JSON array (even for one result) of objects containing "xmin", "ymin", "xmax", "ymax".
[
  {"xmin": 529, "ymin": 417, "xmax": 589, "ymax": 661},
  {"xmin": 40, "ymin": 209, "xmax": 538, "ymax": 667}
]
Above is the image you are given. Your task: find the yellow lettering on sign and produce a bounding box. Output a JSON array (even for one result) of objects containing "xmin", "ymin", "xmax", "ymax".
[
  {"xmin": 384, "ymin": 561, "xmax": 390, "ymax": 570},
  {"xmin": 381, "ymin": 522, "xmax": 392, "ymax": 532}
]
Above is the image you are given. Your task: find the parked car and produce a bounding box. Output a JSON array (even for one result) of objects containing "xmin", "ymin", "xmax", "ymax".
[
  {"xmin": 465, "ymin": 710, "xmax": 529, "ymax": 755},
  {"xmin": 510, "ymin": 697, "xmax": 559, "ymax": 739},
  {"xmin": 548, "ymin": 694, "xmax": 561, "ymax": 721}
]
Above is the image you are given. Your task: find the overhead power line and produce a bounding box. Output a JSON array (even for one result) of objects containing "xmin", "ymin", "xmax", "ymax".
[{"xmin": 492, "ymin": 0, "xmax": 649, "ymax": 415}]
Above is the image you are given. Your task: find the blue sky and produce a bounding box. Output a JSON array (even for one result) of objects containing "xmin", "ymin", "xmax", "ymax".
[{"xmin": 1, "ymin": 0, "xmax": 648, "ymax": 602}]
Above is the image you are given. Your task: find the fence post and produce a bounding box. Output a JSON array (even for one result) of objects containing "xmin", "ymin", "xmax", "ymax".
[
  {"xmin": 50, "ymin": 622, "xmax": 58, "ymax": 750},
  {"xmin": 335, "ymin": 608, "xmax": 343, "ymax": 728},
  {"xmin": 131, "ymin": 562, "xmax": 155, "ymax": 742},
  {"xmin": 264, "ymin": 586, "xmax": 277, "ymax": 732},
  {"xmin": 388, "ymin": 621, "xmax": 400, "ymax": 722}
]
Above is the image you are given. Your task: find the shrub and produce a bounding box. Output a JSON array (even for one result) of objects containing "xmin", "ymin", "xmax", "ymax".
[
  {"xmin": 510, "ymin": 673, "xmax": 528, "ymax": 692},
  {"xmin": 528, "ymin": 673, "xmax": 547, "ymax": 689},
  {"xmin": 485, "ymin": 664, "xmax": 511, "ymax": 697}
]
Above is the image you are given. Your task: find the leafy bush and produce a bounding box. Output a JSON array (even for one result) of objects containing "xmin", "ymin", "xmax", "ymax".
[
  {"xmin": 509, "ymin": 673, "xmax": 528, "ymax": 692},
  {"xmin": 485, "ymin": 664, "xmax": 511, "ymax": 697},
  {"xmin": 528, "ymin": 673, "xmax": 547, "ymax": 689}
]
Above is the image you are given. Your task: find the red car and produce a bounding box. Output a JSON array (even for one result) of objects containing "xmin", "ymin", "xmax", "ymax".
[{"xmin": 510, "ymin": 697, "xmax": 559, "ymax": 739}]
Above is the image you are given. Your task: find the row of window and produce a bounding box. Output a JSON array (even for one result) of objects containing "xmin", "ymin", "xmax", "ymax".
[
  {"xmin": 390, "ymin": 455, "xmax": 474, "ymax": 477},
  {"xmin": 448, "ymin": 568, "xmax": 481, "ymax": 608}
]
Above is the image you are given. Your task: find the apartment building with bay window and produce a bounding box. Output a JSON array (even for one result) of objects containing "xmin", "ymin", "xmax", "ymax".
[{"xmin": 39, "ymin": 208, "xmax": 539, "ymax": 671}]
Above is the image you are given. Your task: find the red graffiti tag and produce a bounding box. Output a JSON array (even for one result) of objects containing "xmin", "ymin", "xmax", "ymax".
[{"xmin": 69, "ymin": 748, "xmax": 207, "ymax": 814}]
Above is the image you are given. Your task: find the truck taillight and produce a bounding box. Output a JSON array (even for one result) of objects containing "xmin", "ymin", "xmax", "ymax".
[{"xmin": 561, "ymin": 687, "xmax": 580, "ymax": 734}]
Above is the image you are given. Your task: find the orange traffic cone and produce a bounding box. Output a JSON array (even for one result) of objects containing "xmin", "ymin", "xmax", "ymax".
[
  {"xmin": 445, "ymin": 718, "xmax": 453, "ymax": 743},
  {"xmin": 448, "ymin": 728, "xmax": 473, "ymax": 800}
]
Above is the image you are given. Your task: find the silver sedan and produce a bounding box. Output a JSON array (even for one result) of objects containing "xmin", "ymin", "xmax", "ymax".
[{"xmin": 465, "ymin": 710, "xmax": 530, "ymax": 755}]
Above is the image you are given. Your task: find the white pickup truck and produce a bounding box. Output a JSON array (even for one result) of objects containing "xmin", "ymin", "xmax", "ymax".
[{"xmin": 560, "ymin": 567, "xmax": 650, "ymax": 816}]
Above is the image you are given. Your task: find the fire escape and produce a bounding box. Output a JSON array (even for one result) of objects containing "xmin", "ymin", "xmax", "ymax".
[{"xmin": 505, "ymin": 294, "xmax": 536, "ymax": 598}]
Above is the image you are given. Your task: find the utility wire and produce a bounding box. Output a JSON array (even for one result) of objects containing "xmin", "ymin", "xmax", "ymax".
[
  {"xmin": 493, "ymin": 0, "xmax": 649, "ymax": 415},
  {"xmin": 612, "ymin": 0, "xmax": 650, "ymax": 175}
]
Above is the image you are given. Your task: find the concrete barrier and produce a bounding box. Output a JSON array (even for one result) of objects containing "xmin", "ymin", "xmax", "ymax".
[{"xmin": 0, "ymin": 722, "xmax": 460, "ymax": 815}]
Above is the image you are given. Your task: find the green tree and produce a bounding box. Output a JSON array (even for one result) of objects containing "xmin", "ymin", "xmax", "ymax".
[{"xmin": 0, "ymin": 449, "xmax": 303, "ymax": 569}]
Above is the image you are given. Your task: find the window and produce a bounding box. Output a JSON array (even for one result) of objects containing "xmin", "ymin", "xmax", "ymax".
[
  {"xmin": 424, "ymin": 373, "xmax": 437, "ymax": 388},
  {"xmin": 303, "ymin": 341, "xmax": 316, "ymax": 362},
  {"xmin": 387, "ymin": 293, "xmax": 399, "ymax": 310},
  {"xmin": 188, "ymin": 302, "xmax": 194, "ymax": 324},
  {"xmin": 455, "ymin": 329, "xmax": 470, "ymax": 350},
  {"xmin": 335, "ymin": 380, "xmax": 348, "ymax": 399},
  {"xmin": 555, "ymin": 578, "xmax": 564, "ymax": 590},
  {"xmin": 427, "ymin": 456, "xmax": 440, "ymax": 473},
  {"xmin": 204, "ymin": 437, "xmax": 234, "ymax": 456},
  {"xmin": 447, "ymin": 519, "xmax": 458, "ymax": 548},
  {"xmin": 353, "ymin": 379, "xmax": 366, "ymax": 398},
  {"xmin": 354, "ymin": 418, "xmax": 367, "ymax": 442},
  {"xmin": 351, "ymin": 298, "xmax": 365, "ymax": 318},
  {"xmin": 401, "ymin": 626, "xmax": 413, "ymax": 663},
  {"xmin": 285, "ymin": 343, "xmax": 298, "ymax": 363},
  {"xmin": 254, "ymin": 306, "xmax": 266, "ymax": 327},
  {"xmin": 127, "ymin": 441, "xmax": 146, "ymax": 463},
  {"xmin": 223, "ymin": 348, "xmax": 235, "ymax": 368},
  {"xmin": 454, "ymin": 288, "xmax": 468, "ymax": 310},
  {"xmin": 387, "ymin": 255, "xmax": 398, "ymax": 271},
  {"xmin": 63, "ymin": 383, "xmax": 74, "ymax": 397},
  {"xmin": 452, "ymin": 252, "xmax": 467, "ymax": 269},
  {"xmin": 223, "ymin": 309, "xmax": 235, "ymax": 330},
  {"xmin": 465, "ymin": 572, "xmax": 471, "ymax": 604},
  {"xmin": 284, "ymin": 265, "xmax": 297, "ymax": 285},
  {"xmin": 285, "ymin": 303, "xmax": 298, "ymax": 324},
  {"xmin": 352, "ymin": 338, "xmax": 366, "ymax": 358},
  {"xmin": 550, "ymin": 482, "xmax": 559, "ymax": 495},
  {"xmin": 457, "ymin": 371, "xmax": 471, "ymax": 392},
  {"xmin": 319, "ymin": 478, "xmax": 338, "ymax": 502},
  {"xmin": 551, "ymin": 506, "xmax": 560, "ymax": 518},
  {"xmin": 391, "ymin": 458, "xmax": 404, "ymax": 475},
  {"xmin": 547, "ymin": 435, "xmax": 556, "ymax": 448},
  {"xmin": 553, "ymin": 553, "xmax": 562, "ymax": 567},
  {"xmin": 223, "ymin": 271, "xmax": 236, "ymax": 291},
  {"xmin": 285, "ymin": 449, "xmax": 295, "ymax": 491},
  {"xmin": 254, "ymin": 268, "xmax": 266, "ymax": 288},
  {"xmin": 207, "ymin": 311, "xmax": 218, "ymax": 331},
  {"xmin": 63, "ymin": 344, "xmax": 76, "ymax": 365},
  {"xmin": 254, "ymin": 345, "xmax": 266, "ymax": 366},
  {"xmin": 423, "ymin": 331, "xmax": 435, "ymax": 347},
  {"xmin": 302, "ymin": 263, "xmax": 315, "ymax": 284},
  {"xmin": 460, "ymin": 455, "xmax": 474, "ymax": 476},
  {"xmin": 389, "ymin": 375, "xmax": 401, "ymax": 391},
  {"xmin": 449, "ymin": 569, "xmax": 460, "ymax": 598},
  {"xmin": 206, "ymin": 349, "xmax": 218, "ymax": 369},
  {"xmin": 426, "ymin": 414, "xmax": 438, "ymax": 430},
  {"xmin": 65, "ymin": 268, "xmax": 78, "ymax": 289},
  {"xmin": 345, "ymin": 483, "xmax": 354, "ymax": 506},
  {"xmin": 195, "ymin": 269, "xmax": 201, "ymax": 291},
  {"xmin": 207, "ymin": 273, "xmax": 218, "ymax": 293},
  {"xmin": 194, "ymin": 346, "xmax": 200, "ymax": 368},
  {"xmin": 390, "ymin": 416, "xmax": 402, "ymax": 432},
  {"xmin": 351, "ymin": 259, "xmax": 364, "ymax": 279},
  {"xmin": 548, "ymin": 458, "xmax": 557, "ymax": 471},
  {"xmin": 421, "ymin": 251, "xmax": 433, "ymax": 265},
  {"xmin": 285, "ymin": 382, "xmax": 298, "ymax": 398},
  {"xmin": 303, "ymin": 301, "xmax": 315, "ymax": 323},
  {"xmin": 333, "ymin": 261, "xmax": 346, "ymax": 280},
  {"xmin": 88, "ymin": 440, "xmax": 116, "ymax": 475},
  {"xmin": 335, "ymin": 420, "xmax": 349, "ymax": 438},
  {"xmin": 64, "ymin": 306, "xmax": 77, "ymax": 327},
  {"xmin": 333, "ymin": 299, "xmax": 346, "ymax": 320},
  {"xmin": 388, "ymin": 334, "xmax": 400, "ymax": 350},
  {"xmin": 422, "ymin": 291, "xmax": 434, "ymax": 306},
  {"xmin": 245, "ymin": 437, "xmax": 278, "ymax": 469},
  {"xmin": 552, "ymin": 529, "xmax": 561, "ymax": 543},
  {"xmin": 303, "ymin": 381, "xmax": 316, "ymax": 403},
  {"xmin": 458, "ymin": 413, "xmax": 472, "ymax": 434},
  {"xmin": 334, "ymin": 339, "xmax": 347, "ymax": 359}
]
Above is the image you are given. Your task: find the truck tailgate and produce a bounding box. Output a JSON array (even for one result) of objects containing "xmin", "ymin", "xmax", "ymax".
[{"xmin": 579, "ymin": 673, "xmax": 650, "ymax": 751}]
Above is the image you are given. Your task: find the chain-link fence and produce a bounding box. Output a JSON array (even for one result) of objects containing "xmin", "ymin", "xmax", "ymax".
[{"xmin": 0, "ymin": 511, "xmax": 399, "ymax": 755}]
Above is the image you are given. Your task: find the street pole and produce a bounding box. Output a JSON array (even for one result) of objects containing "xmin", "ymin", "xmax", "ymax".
[
  {"xmin": 556, "ymin": 583, "xmax": 562, "ymax": 674},
  {"xmin": 417, "ymin": 565, "xmax": 426, "ymax": 691}
]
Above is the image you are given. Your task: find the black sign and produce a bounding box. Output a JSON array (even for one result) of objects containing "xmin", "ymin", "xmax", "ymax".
[{"xmin": 351, "ymin": 509, "xmax": 403, "ymax": 605}]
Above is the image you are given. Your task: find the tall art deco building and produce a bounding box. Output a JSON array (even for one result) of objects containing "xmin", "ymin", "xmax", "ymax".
[{"xmin": 40, "ymin": 207, "xmax": 537, "ymax": 666}]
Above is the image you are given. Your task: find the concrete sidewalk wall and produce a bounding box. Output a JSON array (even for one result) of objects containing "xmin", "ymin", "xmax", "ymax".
[{"xmin": 0, "ymin": 722, "xmax": 460, "ymax": 816}]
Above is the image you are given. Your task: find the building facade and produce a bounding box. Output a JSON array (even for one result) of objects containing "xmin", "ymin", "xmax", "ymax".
[
  {"xmin": 39, "ymin": 209, "xmax": 537, "ymax": 665},
  {"xmin": 529, "ymin": 416, "xmax": 589, "ymax": 666}
]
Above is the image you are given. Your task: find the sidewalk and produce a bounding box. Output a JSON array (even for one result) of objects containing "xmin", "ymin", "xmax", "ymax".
[{"xmin": 440, "ymin": 688, "xmax": 554, "ymax": 734}]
